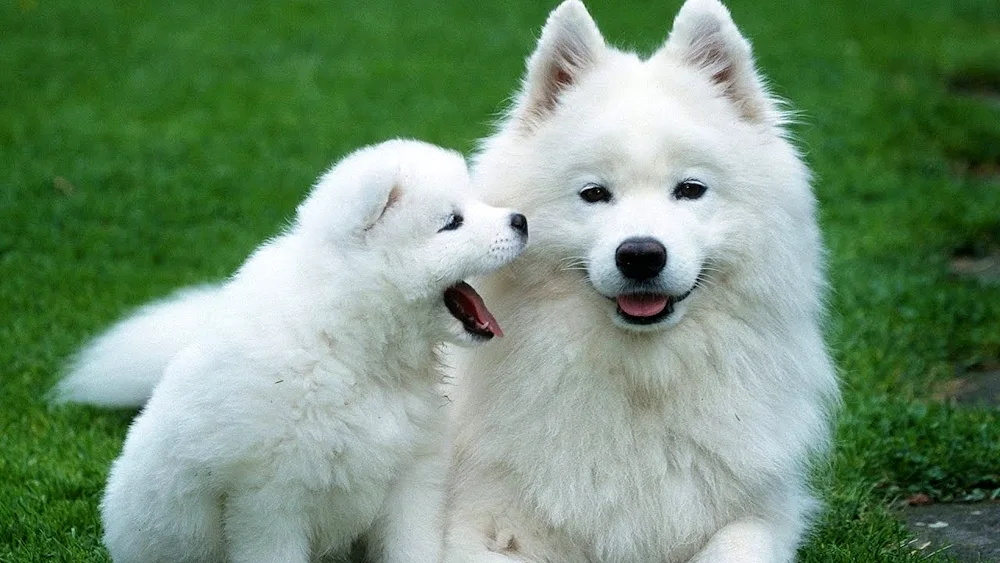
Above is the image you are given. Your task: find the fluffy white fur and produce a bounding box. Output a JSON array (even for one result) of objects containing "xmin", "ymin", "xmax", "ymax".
[
  {"xmin": 58, "ymin": 139, "xmax": 527, "ymax": 563},
  {"xmin": 441, "ymin": 1, "xmax": 838, "ymax": 562},
  {"xmin": 54, "ymin": 284, "xmax": 223, "ymax": 407}
]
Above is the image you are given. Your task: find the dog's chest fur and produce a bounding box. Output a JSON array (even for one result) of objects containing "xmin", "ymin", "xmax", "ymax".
[
  {"xmin": 453, "ymin": 293, "xmax": 825, "ymax": 561},
  {"xmin": 245, "ymin": 326, "xmax": 442, "ymax": 482}
]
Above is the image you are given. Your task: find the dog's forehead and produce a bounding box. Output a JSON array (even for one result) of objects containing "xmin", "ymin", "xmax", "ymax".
[
  {"xmin": 398, "ymin": 156, "xmax": 469, "ymax": 196},
  {"xmin": 552, "ymin": 108, "xmax": 725, "ymax": 182},
  {"xmin": 393, "ymin": 178, "xmax": 471, "ymax": 215},
  {"xmin": 546, "ymin": 66, "xmax": 733, "ymax": 174}
]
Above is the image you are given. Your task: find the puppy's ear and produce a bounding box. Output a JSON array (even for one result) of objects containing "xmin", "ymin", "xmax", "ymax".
[
  {"xmin": 296, "ymin": 149, "xmax": 403, "ymax": 238},
  {"xmin": 657, "ymin": 0, "xmax": 776, "ymax": 124},
  {"xmin": 355, "ymin": 180, "xmax": 401, "ymax": 231},
  {"xmin": 512, "ymin": 0, "xmax": 605, "ymax": 131}
]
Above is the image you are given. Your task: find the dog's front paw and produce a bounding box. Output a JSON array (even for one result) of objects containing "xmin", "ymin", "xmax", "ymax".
[{"xmin": 487, "ymin": 528, "xmax": 519, "ymax": 555}]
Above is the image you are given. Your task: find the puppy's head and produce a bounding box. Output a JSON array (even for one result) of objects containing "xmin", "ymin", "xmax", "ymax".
[
  {"xmin": 472, "ymin": 0, "xmax": 821, "ymax": 334},
  {"xmin": 296, "ymin": 139, "xmax": 528, "ymax": 344}
]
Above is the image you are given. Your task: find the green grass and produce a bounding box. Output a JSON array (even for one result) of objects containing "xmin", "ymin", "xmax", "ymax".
[{"xmin": 2, "ymin": 0, "xmax": 998, "ymax": 561}]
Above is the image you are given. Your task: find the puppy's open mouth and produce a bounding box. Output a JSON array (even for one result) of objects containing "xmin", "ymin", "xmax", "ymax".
[
  {"xmin": 444, "ymin": 282, "xmax": 502, "ymax": 339},
  {"xmin": 614, "ymin": 290, "xmax": 692, "ymax": 325}
]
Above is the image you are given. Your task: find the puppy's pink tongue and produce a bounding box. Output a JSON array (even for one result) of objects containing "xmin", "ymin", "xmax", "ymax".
[
  {"xmin": 617, "ymin": 294, "xmax": 669, "ymax": 317},
  {"xmin": 444, "ymin": 282, "xmax": 503, "ymax": 338}
]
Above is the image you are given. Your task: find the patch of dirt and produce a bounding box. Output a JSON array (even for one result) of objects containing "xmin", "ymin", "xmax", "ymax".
[
  {"xmin": 951, "ymin": 158, "xmax": 1000, "ymax": 182},
  {"xmin": 950, "ymin": 253, "xmax": 1000, "ymax": 283},
  {"xmin": 934, "ymin": 366, "xmax": 1000, "ymax": 407},
  {"xmin": 951, "ymin": 229, "xmax": 1000, "ymax": 284},
  {"xmin": 946, "ymin": 68, "xmax": 1000, "ymax": 183},
  {"xmin": 52, "ymin": 176, "xmax": 75, "ymax": 196},
  {"xmin": 900, "ymin": 501, "xmax": 1000, "ymax": 562},
  {"xmin": 948, "ymin": 68, "xmax": 1000, "ymax": 107}
]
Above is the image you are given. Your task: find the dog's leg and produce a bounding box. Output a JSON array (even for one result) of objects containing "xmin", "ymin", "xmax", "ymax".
[
  {"xmin": 687, "ymin": 518, "xmax": 795, "ymax": 563},
  {"xmin": 441, "ymin": 465, "xmax": 556, "ymax": 563},
  {"xmin": 442, "ymin": 500, "xmax": 540, "ymax": 563},
  {"xmin": 224, "ymin": 490, "xmax": 310, "ymax": 563},
  {"xmin": 366, "ymin": 449, "xmax": 448, "ymax": 563},
  {"xmin": 442, "ymin": 527, "xmax": 528, "ymax": 563}
]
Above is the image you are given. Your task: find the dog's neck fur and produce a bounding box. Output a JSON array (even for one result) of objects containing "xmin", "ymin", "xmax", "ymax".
[{"xmin": 226, "ymin": 230, "xmax": 445, "ymax": 386}]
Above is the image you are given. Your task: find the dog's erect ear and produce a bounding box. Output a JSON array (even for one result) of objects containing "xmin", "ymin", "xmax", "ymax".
[
  {"xmin": 513, "ymin": 0, "xmax": 605, "ymax": 130},
  {"xmin": 658, "ymin": 0, "xmax": 775, "ymax": 124},
  {"xmin": 296, "ymin": 149, "xmax": 403, "ymax": 238}
]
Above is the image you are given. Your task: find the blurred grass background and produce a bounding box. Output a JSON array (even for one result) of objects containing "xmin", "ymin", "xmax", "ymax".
[{"xmin": 2, "ymin": 0, "xmax": 998, "ymax": 561}]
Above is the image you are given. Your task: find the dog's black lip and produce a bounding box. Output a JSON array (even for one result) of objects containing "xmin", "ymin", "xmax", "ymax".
[{"xmin": 609, "ymin": 288, "xmax": 693, "ymax": 325}]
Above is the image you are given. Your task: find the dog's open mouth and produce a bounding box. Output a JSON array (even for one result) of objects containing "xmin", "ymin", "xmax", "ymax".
[
  {"xmin": 444, "ymin": 282, "xmax": 502, "ymax": 339},
  {"xmin": 615, "ymin": 291, "xmax": 691, "ymax": 325}
]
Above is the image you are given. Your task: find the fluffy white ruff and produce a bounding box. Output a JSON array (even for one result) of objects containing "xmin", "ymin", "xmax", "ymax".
[
  {"xmin": 442, "ymin": 1, "xmax": 838, "ymax": 562},
  {"xmin": 70, "ymin": 139, "xmax": 526, "ymax": 563}
]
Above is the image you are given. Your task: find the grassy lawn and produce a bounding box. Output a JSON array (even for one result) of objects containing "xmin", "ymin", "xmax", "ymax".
[{"xmin": 2, "ymin": 0, "xmax": 998, "ymax": 561}]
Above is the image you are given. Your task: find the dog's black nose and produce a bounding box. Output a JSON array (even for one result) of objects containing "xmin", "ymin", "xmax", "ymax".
[
  {"xmin": 510, "ymin": 213, "xmax": 528, "ymax": 237},
  {"xmin": 616, "ymin": 237, "xmax": 666, "ymax": 280}
]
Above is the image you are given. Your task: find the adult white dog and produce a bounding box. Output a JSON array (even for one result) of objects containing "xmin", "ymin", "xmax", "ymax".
[
  {"xmin": 56, "ymin": 140, "xmax": 528, "ymax": 563},
  {"xmin": 442, "ymin": 1, "xmax": 838, "ymax": 562}
]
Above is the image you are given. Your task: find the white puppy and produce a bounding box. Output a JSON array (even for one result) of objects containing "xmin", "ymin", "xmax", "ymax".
[
  {"xmin": 60, "ymin": 139, "xmax": 527, "ymax": 563},
  {"xmin": 442, "ymin": 1, "xmax": 838, "ymax": 562}
]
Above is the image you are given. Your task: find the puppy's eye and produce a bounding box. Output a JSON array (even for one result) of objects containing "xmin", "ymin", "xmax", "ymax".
[
  {"xmin": 579, "ymin": 183, "xmax": 612, "ymax": 203},
  {"xmin": 438, "ymin": 213, "xmax": 463, "ymax": 232},
  {"xmin": 673, "ymin": 179, "xmax": 707, "ymax": 200}
]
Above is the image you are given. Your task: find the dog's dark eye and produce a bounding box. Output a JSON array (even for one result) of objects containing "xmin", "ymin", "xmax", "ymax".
[
  {"xmin": 438, "ymin": 213, "xmax": 463, "ymax": 232},
  {"xmin": 673, "ymin": 179, "xmax": 707, "ymax": 200},
  {"xmin": 579, "ymin": 183, "xmax": 612, "ymax": 203}
]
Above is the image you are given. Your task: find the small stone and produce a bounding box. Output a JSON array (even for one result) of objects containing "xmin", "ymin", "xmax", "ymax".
[{"xmin": 905, "ymin": 492, "xmax": 933, "ymax": 506}]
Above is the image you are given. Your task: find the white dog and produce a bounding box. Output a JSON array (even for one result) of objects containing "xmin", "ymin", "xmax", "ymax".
[
  {"xmin": 55, "ymin": 139, "xmax": 528, "ymax": 563},
  {"xmin": 442, "ymin": 1, "xmax": 838, "ymax": 562}
]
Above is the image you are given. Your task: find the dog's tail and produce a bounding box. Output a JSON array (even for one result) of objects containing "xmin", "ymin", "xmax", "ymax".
[{"xmin": 51, "ymin": 284, "xmax": 223, "ymax": 408}]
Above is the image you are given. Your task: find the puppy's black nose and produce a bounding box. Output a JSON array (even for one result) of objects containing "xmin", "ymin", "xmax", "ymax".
[
  {"xmin": 510, "ymin": 213, "xmax": 528, "ymax": 237},
  {"xmin": 615, "ymin": 237, "xmax": 666, "ymax": 280}
]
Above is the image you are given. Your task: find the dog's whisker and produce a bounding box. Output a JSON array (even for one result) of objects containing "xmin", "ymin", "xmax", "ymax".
[{"xmin": 556, "ymin": 255, "xmax": 591, "ymax": 273}]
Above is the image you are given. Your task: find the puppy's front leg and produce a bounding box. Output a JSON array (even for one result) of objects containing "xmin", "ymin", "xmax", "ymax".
[
  {"xmin": 224, "ymin": 489, "xmax": 310, "ymax": 563},
  {"xmin": 687, "ymin": 518, "xmax": 795, "ymax": 563},
  {"xmin": 442, "ymin": 525, "xmax": 528, "ymax": 563},
  {"xmin": 367, "ymin": 448, "xmax": 448, "ymax": 563}
]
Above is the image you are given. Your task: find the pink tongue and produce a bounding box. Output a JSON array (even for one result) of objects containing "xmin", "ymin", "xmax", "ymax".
[
  {"xmin": 450, "ymin": 282, "xmax": 503, "ymax": 337},
  {"xmin": 617, "ymin": 294, "xmax": 669, "ymax": 317}
]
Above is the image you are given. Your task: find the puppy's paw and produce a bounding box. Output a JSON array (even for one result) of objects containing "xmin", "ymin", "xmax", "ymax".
[{"xmin": 487, "ymin": 528, "xmax": 519, "ymax": 555}]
